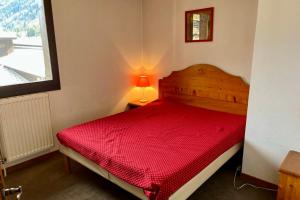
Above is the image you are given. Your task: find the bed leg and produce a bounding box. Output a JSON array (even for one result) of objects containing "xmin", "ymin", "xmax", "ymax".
[{"xmin": 64, "ymin": 155, "xmax": 72, "ymax": 174}]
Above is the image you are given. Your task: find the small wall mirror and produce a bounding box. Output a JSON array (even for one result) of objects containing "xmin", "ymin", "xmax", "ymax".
[{"xmin": 185, "ymin": 7, "xmax": 214, "ymax": 42}]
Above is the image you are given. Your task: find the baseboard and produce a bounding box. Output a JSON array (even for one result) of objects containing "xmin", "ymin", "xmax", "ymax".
[
  {"xmin": 4, "ymin": 145, "xmax": 59, "ymax": 168},
  {"xmin": 241, "ymin": 173, "xmax": 278, "ymax": 190},
  {"xmin": 6, "ymin": 150, "xmax": 59, "ymax": 174}
]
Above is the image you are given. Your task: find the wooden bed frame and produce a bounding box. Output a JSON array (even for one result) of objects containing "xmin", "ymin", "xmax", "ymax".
[
  {"xmin": 159, "ymin": 64, "xmax": 249, "ymax": 115},
  {"xmin": 60, "ymin": 64, "xmax": 249, "ymax": 200}
]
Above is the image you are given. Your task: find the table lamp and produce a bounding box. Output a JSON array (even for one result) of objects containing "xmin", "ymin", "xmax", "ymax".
[{"xmin": 136, "ymin": 75, "xmax": 150, "ymax": 103}]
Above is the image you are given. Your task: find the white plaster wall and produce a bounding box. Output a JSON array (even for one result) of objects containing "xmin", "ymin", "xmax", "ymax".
[
  {"xmin": 242, "ymin": 0, "xmax": 300, "ymax": 184},
  {"xmin": 143, "ymin": 0, "xmax": 258, "ymax": 87},
  {"xmin": 49, "ymin": 0, "xmax": 143, "ymax": 134}
]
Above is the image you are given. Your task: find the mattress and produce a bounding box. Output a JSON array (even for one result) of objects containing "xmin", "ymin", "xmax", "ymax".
[{"xmin": 57, "ymin": 100, "xmax": 246, "ymax": 200}]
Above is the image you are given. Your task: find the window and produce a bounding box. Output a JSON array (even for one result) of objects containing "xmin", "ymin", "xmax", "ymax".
[{"xmin": 0, "ymin": 0, "xmax": 60, "ymax": 98}]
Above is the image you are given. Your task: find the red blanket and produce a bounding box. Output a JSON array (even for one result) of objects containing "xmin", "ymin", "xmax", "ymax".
[{"xmin": 57, "ymin": 100, "xmax": 246, "ymax": 200}]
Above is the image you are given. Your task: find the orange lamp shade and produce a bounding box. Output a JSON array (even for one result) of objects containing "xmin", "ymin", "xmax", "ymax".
[{"xmin": 136, "ymin": 75, "xmax": 150, "ymax": 87}]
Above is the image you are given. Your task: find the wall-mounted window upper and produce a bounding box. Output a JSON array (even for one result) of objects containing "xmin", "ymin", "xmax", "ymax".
[{"xmin": 0, "ymin": 0, "xmax": 60, "ymax": 98}]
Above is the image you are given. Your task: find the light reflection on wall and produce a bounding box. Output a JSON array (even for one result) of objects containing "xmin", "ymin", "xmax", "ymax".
[{"xmin": 109, "ymin": 63, "xmax": 158, "ymax": 115}]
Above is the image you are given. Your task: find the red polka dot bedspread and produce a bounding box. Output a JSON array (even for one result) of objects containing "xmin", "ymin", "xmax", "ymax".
[{"xmin": 57, "ymin": 100, "xmax": 246, "ymax": 200}]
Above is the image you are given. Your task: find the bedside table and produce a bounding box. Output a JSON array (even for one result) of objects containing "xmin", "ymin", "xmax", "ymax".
[
  {"xmin": 127, "ymin": 101, "xmax": 149, "ymax": 110},
  {"xmin": 277, "ymin": 151, "xmax": 300, "ymax": 200}
]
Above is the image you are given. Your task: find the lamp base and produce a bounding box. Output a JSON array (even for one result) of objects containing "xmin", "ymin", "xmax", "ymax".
[{"xmin": 139, "ymin": 99, "xmax": 148, "ymax": 103}]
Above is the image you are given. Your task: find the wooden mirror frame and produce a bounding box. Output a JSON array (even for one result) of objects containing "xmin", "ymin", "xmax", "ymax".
[{"xmin": 185, "ymin": 7, "xmax": 214, "ymax": 43}]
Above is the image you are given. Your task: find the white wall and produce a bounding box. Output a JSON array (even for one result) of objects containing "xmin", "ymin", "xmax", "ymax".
[
  {"xmin": 28, "ymin": 0, "xmax": 258, "ymax": 135},
  {"xmin": 242, "ymin": 0, "xmax": 300, "ymax": 184},
  {"xmin": 142, "ymin": 0, "xmax": 258, "ymax": 88},
  {"xmin": 25, "ymin": 0, "xmax": 300, "ymax": 185},
  {"xmin": 49, "ymin": 0, "xmax": 143, "ymax": 134}
]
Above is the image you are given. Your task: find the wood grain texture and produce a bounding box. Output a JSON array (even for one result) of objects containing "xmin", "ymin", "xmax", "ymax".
[
  {"xmin": 159, "ymin": 64, "xmax": 249, "ymax": 115},
  {"xmin": 280, "ymin": 151, "xmax": 300, "ymax": 177},
  {"xmin": 277, "ymin": 173, "xmax": 300, "ymax": 200},
  {"xmin": 277, "ymin": 151, "xmax": 300, "ymax": 200}
]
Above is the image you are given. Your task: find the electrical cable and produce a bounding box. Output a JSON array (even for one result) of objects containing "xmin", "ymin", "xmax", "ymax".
[{"xmin": 233, "ymin": 166, "xmax": 277, "ymax": 192}]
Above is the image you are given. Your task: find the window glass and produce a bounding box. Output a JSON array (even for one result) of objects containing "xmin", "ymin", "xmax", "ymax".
[{"xmin": 0, "ymin": 0, "xmax": 53, "ymax": 86}]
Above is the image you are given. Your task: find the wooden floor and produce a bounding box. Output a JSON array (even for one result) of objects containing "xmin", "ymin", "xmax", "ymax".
[{"xmin": 4, "ymin": 153, "xmax": 276, "ymax": 200}]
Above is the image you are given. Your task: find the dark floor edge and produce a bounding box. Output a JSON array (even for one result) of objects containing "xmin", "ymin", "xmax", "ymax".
[
  {"xmin": 6, "ymin": 151, "xmax": 60, "ymax": 174},
  {"xmin": 241, "ymin": 173, "xmax": 278, "ymax": 190}
]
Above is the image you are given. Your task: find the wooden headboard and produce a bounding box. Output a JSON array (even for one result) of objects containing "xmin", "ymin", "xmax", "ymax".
[{"xmin": 159, "ymin": 64, "xmax": 249, "ymax": 115}]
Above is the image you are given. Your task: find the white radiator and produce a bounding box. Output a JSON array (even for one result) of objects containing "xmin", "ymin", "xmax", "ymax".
[{"xmin": 0, "ymin": 93, "xmax": 54, "ymax": 165}]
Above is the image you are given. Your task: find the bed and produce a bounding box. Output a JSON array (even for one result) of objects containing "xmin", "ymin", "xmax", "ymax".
[{"xmin": 57, "ymin": 64, "xmax": 249, "ymax": 200}]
